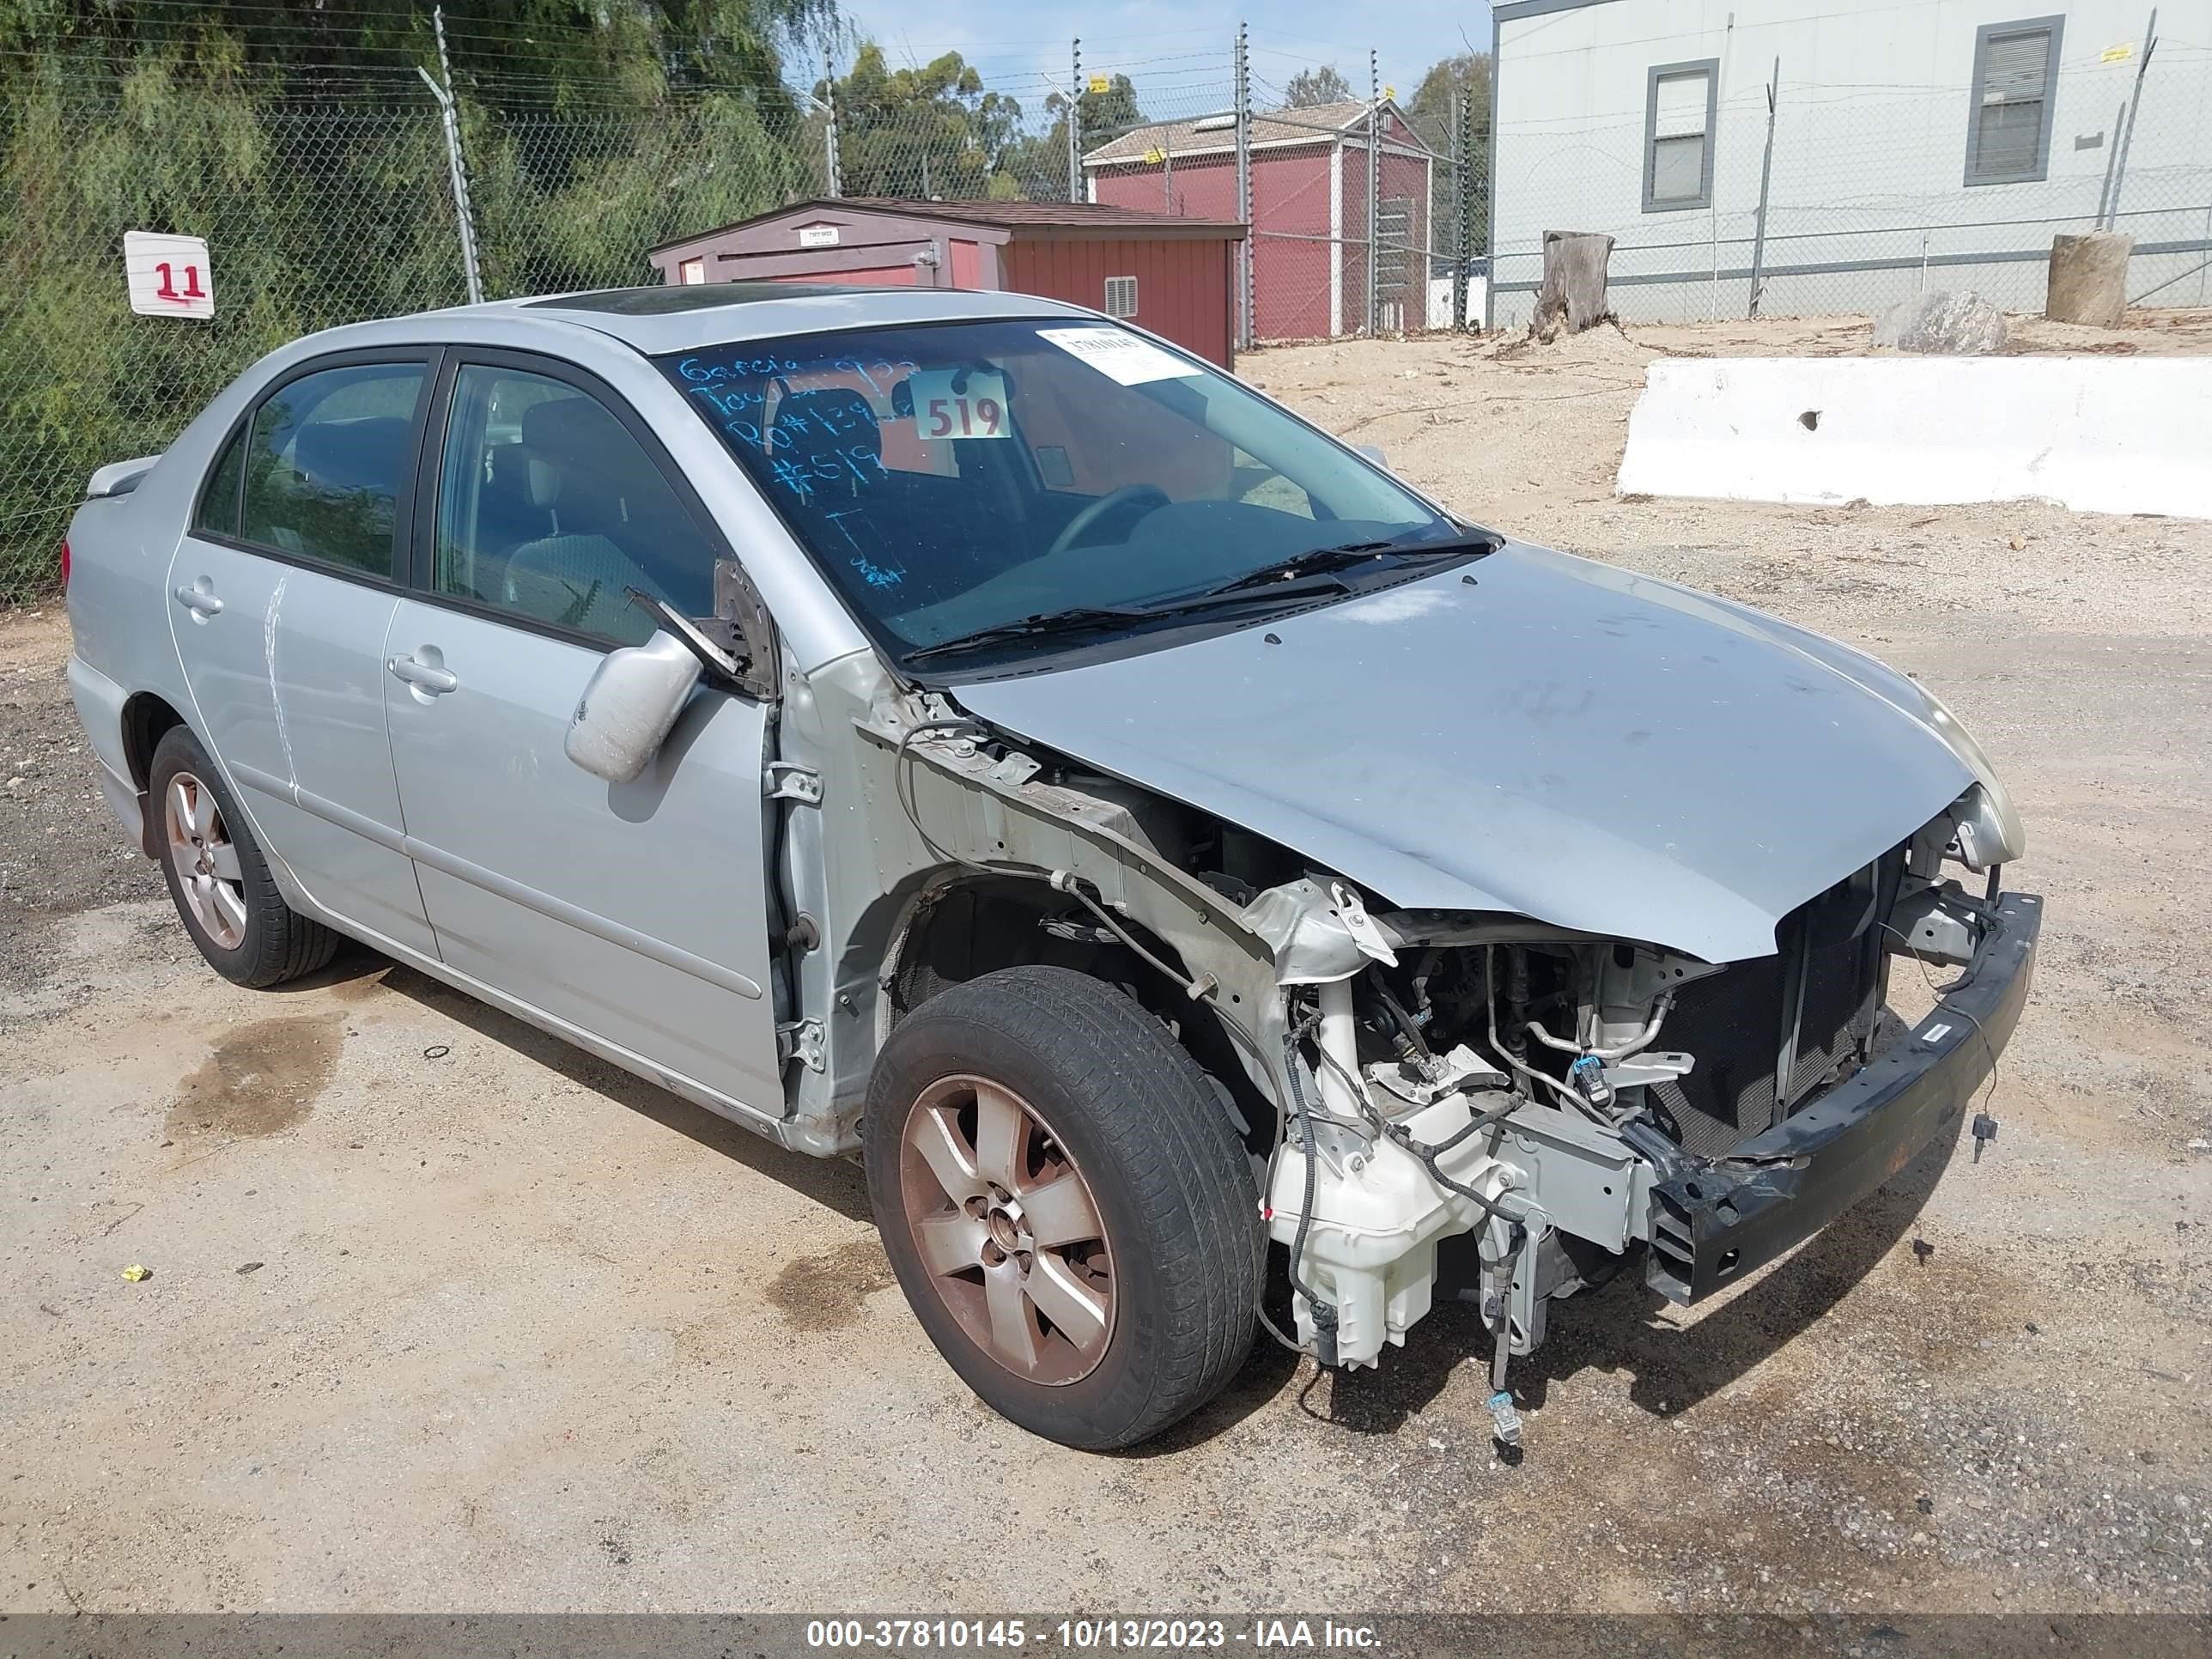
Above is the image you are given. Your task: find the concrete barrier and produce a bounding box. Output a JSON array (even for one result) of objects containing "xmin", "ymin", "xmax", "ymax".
[{"xmin": 1616, "ymin": 356, "xmax": 2212, "ymax": 520}]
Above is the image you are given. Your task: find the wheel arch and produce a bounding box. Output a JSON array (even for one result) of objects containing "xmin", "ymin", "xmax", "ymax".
[
  {"xmin": 120, "ymin": 691, "xmax": 191, "ymax": 858},
  {"xmin": 879, "ymin": 872, "xmax": 1274, "ymax": 1162}
]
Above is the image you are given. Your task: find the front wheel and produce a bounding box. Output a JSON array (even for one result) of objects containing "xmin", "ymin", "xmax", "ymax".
[{"xmin": 865, "ymin": 965, "xmax": 1261, "ymax": 1450}]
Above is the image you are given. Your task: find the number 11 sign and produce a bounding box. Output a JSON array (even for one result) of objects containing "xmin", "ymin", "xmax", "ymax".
[{"xmin": 124, "ymin": 231, "xmax": 216, "ymax": 319}]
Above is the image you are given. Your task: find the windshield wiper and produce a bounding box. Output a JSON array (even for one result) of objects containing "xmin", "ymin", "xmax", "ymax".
[
  {"xmin": 900, "ymin": 531, "xmax": 1504, "ymax": 669},
  {"xmin": 901, "ymin": 605, "xmax": 1168, "ymax": 666},
  {"xmin": 1201, "ymin": 530, "xmax": 1503, "ymax": 596},
  {"xmin": 902, "ymin": 580, "xmax": 1350, "ymax": 668}
]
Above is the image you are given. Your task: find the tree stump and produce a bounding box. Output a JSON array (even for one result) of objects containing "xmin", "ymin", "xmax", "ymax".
[
  {"xmin": 1530, "ymin": 231, "xmax": 1614, "ymax": 340},
  {"xmin": 2045, "ymin": 232, "xmax": 2133, "ymax": 327}
]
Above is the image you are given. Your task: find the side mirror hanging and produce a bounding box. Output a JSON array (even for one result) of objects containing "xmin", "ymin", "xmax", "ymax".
[
  {"xmin": 563, "ymin": 629, "xmax": 705, "ymax": 785},
  {"xmin": 563, "ymin": 567, "xmax": 784, "ymax": 784}
]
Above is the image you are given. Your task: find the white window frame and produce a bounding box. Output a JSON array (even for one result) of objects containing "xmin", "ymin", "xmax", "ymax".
[
  {"xmin": 1965, "ymin": 15, "xmax": 2064, "ymax": 187},
  {"xmin": 1103, "ymin": 275, "xmax": 1139, "ymax": 319}
]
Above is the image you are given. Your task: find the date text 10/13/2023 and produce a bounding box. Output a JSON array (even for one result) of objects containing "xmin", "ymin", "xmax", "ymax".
[{"xmin": 804, "ymin": 1620, "xmax": 1384, "ymax": 1651}]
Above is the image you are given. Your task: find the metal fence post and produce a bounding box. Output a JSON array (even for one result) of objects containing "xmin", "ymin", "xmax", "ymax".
[
  {"xmin": 1482, "ymin": 49, "xmax": 1498, "ymax": 331},
  {"xmin": 1748, "ymin": 57, "xmax": 1779, "ymax": 319},
  {"xmin": 2094, "ymin": 100, "xmax": 2125, "ymax": 228},
  {"xmin": 2106, "ymin": 9, "xmax": 2159, "ymax": 230},
  {"xmin": 1449, "ymin": 90, "xmax": 1468, "ymax": 332},
  {"xmin": 1365, "ymin": 51, "xmax": 1379, "ymax": 337},
  {"xmin": 418, "ymin": 6, "xmax": 483, "ymax": 305},
  {"xmin": 1235, "ymin": 21, "xmax": 1253, "ymax": 352},
  {"xmin": 823, "ymin": 43, "xmax": 841, "ymax": 198},
  {"xmin": 1067, "ymin": 39, "xmax": 1083, "ymax": 204}
]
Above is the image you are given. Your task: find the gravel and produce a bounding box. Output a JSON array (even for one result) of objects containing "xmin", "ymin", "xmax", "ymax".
[{"xmin": 0, "ymin": 608, "xmax": 159, "ymax": 1014}]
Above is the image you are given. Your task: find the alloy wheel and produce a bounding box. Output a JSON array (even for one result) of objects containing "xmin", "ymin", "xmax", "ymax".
[
  {"xmin": 896, "ymin": 1074, "xmax": 1115, "ymax": 1385},
  {"xmin": 164, "ymin": 770, "xmax": 247, "ymax": 951}
]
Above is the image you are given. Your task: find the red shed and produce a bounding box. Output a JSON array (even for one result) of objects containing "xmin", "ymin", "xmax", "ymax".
[
  {"xmin": 647, "ymin": 199, "xmax": 1247, "ymax": 368},
  {"xmin": 1085, "ymin": 100, "xmax": 1437, "ymax": 343}
]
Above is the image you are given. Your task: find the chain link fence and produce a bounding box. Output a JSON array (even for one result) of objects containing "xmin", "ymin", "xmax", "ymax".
[
  {"xmin": 0, "ymin": 69, "xmax": 830, "ymax": 604},
  {"xmin": 0, "ymin": 27, "xmax": 1481, "ymax": 605},
  {"xmin": 14, "ymin": 26, "xmax": 2207, "ymax": 604},
  {"xmin": 2, "ymin": 91, "xmax": 465, "ymax": 600},
  {"xmin": 1081, "ymin": 45, "xmax": 1489, "ymax": 349}
]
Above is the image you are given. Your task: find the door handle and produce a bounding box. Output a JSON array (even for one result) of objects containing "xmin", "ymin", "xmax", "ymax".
[
  {"xmin": 388, "ymin": 654, "xmax": 459, "ymax": 695},
  {"xmin": 172, "ymin": 582, "xmax": 224, "ymax": 617}
]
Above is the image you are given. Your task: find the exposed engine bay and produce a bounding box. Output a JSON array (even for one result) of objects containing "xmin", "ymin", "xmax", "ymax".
[
  {"xmin": 848, "ymin": 690, "xmax": 2038, "ymax": 1450},
  {"xmin": 1239, "ymin": 805, "xmax": 1996, "ymax": 1381}
]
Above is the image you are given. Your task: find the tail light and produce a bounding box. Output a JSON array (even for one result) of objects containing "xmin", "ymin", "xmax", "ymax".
[{"xmin": 59, "ymin": 538, "xmax": 71, "ymax": 592}]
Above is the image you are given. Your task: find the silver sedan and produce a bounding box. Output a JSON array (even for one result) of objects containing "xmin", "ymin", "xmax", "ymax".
[{"xmin": 64, "ymin": 284, "xmax": 2037, "ymax": 1450}]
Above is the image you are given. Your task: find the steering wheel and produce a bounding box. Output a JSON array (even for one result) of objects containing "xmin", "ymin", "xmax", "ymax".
[{"xmin": 1045, "ymin": 484, "xmax": 1171, "ymax": 560}]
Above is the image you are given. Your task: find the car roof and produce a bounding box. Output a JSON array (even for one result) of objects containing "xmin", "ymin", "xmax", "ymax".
[{"xmin": 425, "ymin": 283, "xmax": 1097, "ymax": 358}]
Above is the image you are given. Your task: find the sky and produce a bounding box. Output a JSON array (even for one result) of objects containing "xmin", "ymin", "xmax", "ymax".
[{"xmin": 834, "ymin": 1, "xmax": 1498, "ymax": 127}]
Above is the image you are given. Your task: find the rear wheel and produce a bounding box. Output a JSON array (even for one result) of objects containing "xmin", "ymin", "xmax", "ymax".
[
  {"xmin": 865, "ymin": 965, "xmax": 1261, "ymax": 1449},
  {"xmin": 149, "ymin": 726, "xmax": 338, "ymax": 988}
]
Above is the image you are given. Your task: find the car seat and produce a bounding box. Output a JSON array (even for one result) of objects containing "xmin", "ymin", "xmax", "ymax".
[{"xmin": 501, "ymin": 396, "xmax": 659, "ymax": 640}]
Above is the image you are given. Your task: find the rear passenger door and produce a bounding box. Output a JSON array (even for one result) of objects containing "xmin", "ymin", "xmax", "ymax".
[
  {"xmin": 167, "ymin": 352, "xmax": 441, "ymax": 957},
  {"xmin": 381, "ymin": 352, "xmax": 785, "ymax": 1119}
]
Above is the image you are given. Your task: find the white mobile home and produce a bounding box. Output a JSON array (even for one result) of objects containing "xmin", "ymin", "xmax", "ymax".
[{"xmin": 1487, "ymin": 0, "xmax": 2212, "ymax": 325}]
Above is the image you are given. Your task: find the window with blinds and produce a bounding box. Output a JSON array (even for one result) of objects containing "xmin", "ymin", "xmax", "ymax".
[
  {"xmin": 1966, "ymin": 16, "xmax": 2064, "ymax": 185},
  {"xmin": 1644, "ymin": 59, "xmax": 1717, "ymax": 212}
]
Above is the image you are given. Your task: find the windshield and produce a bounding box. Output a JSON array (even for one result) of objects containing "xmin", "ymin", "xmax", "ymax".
[{"xmin": 657, "ymin": 319, "xmax": 1465, "ymax": 671}]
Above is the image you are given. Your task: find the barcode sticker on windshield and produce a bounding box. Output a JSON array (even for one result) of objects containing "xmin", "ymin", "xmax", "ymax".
[
  {"xmin": 1036, "ymin": 326, "xmax": 1201, "ymax": 386},
  {"xmin": 907, "ymin": 368, "xmax": 1010, "ymax": 438}
]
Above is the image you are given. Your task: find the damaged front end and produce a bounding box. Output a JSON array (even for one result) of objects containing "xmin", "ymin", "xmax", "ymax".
[
  {"xmin": 1240, "ymin": 793, "xmax": 2039, "ymax": 1405},
  {"xmin": 856, "ymin": 694, "xmax": 2038, "ymax": 1449}
]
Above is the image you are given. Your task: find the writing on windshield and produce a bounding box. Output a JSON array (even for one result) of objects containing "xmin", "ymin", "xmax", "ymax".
[{"xmin": 659, "ymin": 320, "xmax": 1455, "ymax": 670}]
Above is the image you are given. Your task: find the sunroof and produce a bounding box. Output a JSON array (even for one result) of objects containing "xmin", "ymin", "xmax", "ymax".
[{"xmin": 523, "ymin": 283, "xmax": 860, "ymax": 315}]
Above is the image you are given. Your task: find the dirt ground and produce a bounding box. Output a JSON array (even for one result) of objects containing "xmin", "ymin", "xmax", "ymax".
[{"xmin": 3, "ymin": 310, "xmax": 2209, "ymax": 1617}]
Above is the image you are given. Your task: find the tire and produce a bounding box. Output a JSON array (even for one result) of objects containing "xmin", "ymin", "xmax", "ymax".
[
  {"xmin": 148, "ymin": 725, "xmax": 339, "ymax": 989},
  {"xmin": 865, "ymin": 965, "xmax": 1261, "ymax": 1450}
]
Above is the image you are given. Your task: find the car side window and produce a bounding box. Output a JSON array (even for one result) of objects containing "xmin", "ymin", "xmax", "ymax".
[
  {"xmin": 193, "ymin": 428, "xmax": 246, "ymax": 538},
  {"xmin": 240, "ymin": 362, "xmax": 426, "ymax": 578},
  {"xmin": 433, "ymin": 364, "xmax": 711, "ymax": 647}
]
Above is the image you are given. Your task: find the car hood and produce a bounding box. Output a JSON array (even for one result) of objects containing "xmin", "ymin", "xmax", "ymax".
[{"xmin": 949, "ymin": 541, "xmax": 1980, "ymax": 963}]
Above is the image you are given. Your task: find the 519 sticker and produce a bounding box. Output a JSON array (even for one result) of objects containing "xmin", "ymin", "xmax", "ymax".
[{"xmin": 907, "ymin": 368, "xmax": 1010, "ymax": 438}]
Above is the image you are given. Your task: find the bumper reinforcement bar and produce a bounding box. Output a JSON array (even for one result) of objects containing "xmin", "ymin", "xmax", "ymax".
[{"xmin": 1644, "ymin": 890, "xmax": 2042, "ymax": 1304}]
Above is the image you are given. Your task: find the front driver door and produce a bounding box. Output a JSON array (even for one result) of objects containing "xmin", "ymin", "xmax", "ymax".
[{"xmin": 382, "ymin": 353, "xmax": 785, "ymax": 1118}]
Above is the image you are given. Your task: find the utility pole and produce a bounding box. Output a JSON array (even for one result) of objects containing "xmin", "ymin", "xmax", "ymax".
[
  {"xmin": 823, "ymin": 42, "xmax": 841, "ymax": 198},
  {"xmin": 1235, "ymin": 21, "xmax": 1253, "ymax": 351},
  {"xmin": 417, "ymin": 5, "xmax": 482, "ymax": 304},
  {"xmin": 1365, "ymin": 50, "xmax": 1380, "ymax": 336},
  {"xmin": 1067, "ymin": 38, "xmax": 1084, "ymax": 203}
]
